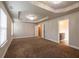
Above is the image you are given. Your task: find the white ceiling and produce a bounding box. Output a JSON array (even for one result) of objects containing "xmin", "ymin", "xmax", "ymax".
[
  {"xmin": 40, "ymin": 1, "xmax": 77, "ymax": 9},
  {"xmin": 4, "ymin": 1, "xmax": 79, "ymax": 23}
]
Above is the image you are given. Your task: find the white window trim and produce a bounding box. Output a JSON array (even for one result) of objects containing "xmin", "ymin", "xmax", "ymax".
[{"xmin": 0, "ymin": 9, "xmax": 7, "ymax": 48}]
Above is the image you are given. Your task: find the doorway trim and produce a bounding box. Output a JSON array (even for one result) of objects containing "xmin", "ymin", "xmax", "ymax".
[{"xmin": 58, "ymin": 19, "xmax": 69, "ymax": 45}]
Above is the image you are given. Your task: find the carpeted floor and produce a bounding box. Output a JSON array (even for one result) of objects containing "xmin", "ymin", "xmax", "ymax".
[{"xmin": 5, "ymin": 37, "xmax": 79, "ymax": 58}]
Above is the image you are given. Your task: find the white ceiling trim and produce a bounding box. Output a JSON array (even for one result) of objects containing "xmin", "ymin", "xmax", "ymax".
[
  {"xmin": 34, "ymin": 16, "xmax": 48, "ymax": 23},
  {"xmin": 30, "ymin": 2, "xmax": 79, "ymax": 13}
]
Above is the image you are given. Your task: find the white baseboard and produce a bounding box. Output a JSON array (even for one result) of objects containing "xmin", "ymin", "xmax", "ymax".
[
  {"xmin": 46, "ymin": 39, "xmax": 58, "ymax": 43},
  {"xmin": 13, "ymin": 36, "xmax": 35, "ymax": 39},
  {"xmin": 2, "ymin": 38, "xmax": 13, "ymax": 58},
  {"xmin": 69, "ymin": 45, "xmax": 79, "ymax": 50},
  {"xmin": 47, "ymin": 39, "xmax": 79, "ymax": 50},
  {"xmin": 52, "ymin": 40, "xmax": 58, "ymax": 43}
]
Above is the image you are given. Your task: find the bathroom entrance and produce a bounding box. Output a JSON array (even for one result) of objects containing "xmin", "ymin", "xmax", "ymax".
[{"xmin": 58, "ymin": 19, "xmax": 69, "ymax": 45}]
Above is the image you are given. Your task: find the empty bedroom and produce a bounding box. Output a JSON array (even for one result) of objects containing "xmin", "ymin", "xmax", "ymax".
[{"xmin": 0, "ymin": 1, "xmax": 79, "ymax": 58}]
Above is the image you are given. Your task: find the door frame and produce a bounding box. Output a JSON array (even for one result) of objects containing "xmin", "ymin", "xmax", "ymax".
[
  {"xmin": 35, "ymin": 24, "xmax": 45, "ymax": 38},
  {"xmin": 58, "ymin": 19, "xmax": 69, "ymax": 45}
]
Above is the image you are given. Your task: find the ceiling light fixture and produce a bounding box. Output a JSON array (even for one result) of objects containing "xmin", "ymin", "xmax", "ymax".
[
  {"xmin": 52, "ymin": 1, "xmax": 62, "ymax": 4},
  {"xmin": 26, "ymin": 15, "xmax": 36, "ymax": 21}
]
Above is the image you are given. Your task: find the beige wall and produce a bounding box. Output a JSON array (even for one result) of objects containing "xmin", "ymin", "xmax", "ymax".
[
  {"xmin": 39, "ymin": 11, "xmax": 79, "ymax": 49},
  {"xmin": 0, "ymin": 2, "xmax": 13, "ymax": 58},
  {"xmin": 13, "ymin": 22, "xmax": 35, "ymax": 38}
]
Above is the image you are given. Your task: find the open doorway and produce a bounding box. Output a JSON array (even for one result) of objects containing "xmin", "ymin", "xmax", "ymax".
[
  {"xmin": 38, "ymin": 24, "xmax": 42, "ymax": 37},
  {"xmin": 35, "ymin": 24, "xmax": 45, "ymax": 38},
  {"xmin": 58, "ymin": 19, "xmax": 69, "ymax": 45}
]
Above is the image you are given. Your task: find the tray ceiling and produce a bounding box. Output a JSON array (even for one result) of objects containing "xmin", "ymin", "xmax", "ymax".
[{"xmin": 4, "ymin": 1, "xmax": 79, "ymax": 23}]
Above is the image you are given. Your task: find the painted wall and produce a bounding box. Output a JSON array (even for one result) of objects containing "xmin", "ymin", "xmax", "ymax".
[
  {"xmin": 13, "ymin": 22, "xmax": 35, "ymax": 38},
  {"xmin": 39, "ymin": 11, "xmax": 79, "ymax": 49},
  {"xmin": 44, "ymin": 20, "xmax": 58, "ymax": 42},
  {"xmin": 0, "ymin": 2, "xmax": 13, "ymax": 57}
]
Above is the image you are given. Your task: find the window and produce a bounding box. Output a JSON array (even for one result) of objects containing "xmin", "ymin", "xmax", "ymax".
[{"xmin": 0, "ymin": 9, "xmax": 7, "ymax": 47}]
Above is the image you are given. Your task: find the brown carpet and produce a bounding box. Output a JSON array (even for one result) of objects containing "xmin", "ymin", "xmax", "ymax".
[{"xmin": 5, "ymin": 37, "xmax": 79, "ymax": 58}]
